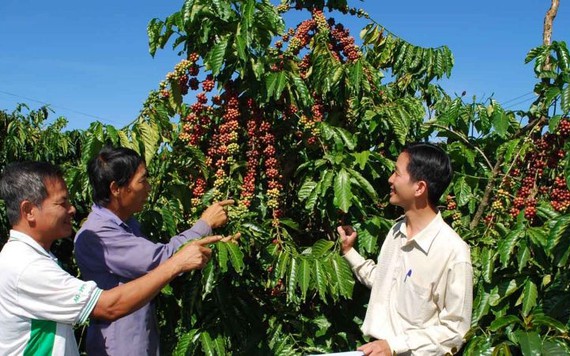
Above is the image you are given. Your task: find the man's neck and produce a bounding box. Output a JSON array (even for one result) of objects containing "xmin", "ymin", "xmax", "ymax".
[
  {"xmin": 404, "ymin": 205, "xmax": 438, "ymax": 240},
  {"xmin": 105, "ymin": 201, "xmax": 132, "ymax": 222},
  {"xmin": 11, "ymin": 226, "xmax": 52, "ymax": 251}
]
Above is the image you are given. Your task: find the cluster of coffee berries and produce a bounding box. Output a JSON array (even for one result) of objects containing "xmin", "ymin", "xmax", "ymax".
[
  {"xmin": 297, "ymin": 101, "xmax": 324, "ymax": 145},
  {"xmin": 489, "ymin": 189, "xmax": 509, "ymax": 214},
  {"xmin": 259, "ymin": 119, "xmax": 283, "ymax": 225},
  {"xmin": 207, "ymin": 91, "xmax": 241, "ymax": 200},
  {"xmin": 446, "ymin": 195, "xmax": 457, "ymax": 210},
  {"xmin": 338, "ymin": 5, "xmax": 370, "ymax": 18},
  {"xmin": 239, "ymin": 101, "xmax": 261, "ymax": 210},
  {"xmin": 299, "ymin": 54, "xmax": 311, "ymax": 79},
  {"xmin": 155, "ymin": 55, "xmax": 220, "ymax": 126},
  {"xmin": 330, "ymin": 23, "xmax": 361, "ymax": 62},
  {"xmin": 510, "ymin": 167, "xmax": 538, "ymax": 221},
  {"xmin": 452, "ymin": 211, "xmax": 462, "ymax": 222},
  {"xmin": 483, "ymin": 214, "xmax": 494, "ymax": 225},
  {"xmin": 159, "ymin": 58, "xmax": 198, "ymax": 100},
  {"xmin": 484, "ymin": 188, "xmax": 516, "ymax": 225},
  {"xmin": 276, "ymin": 9, "xmax": 362, "ymax": 64},
  {"xmin": 551, "ymin": 176, "xmax": 570, "ymax": 212},
  {"xmin": 283, "ymin": 104, "xmax": 298, "ymax": 120},
  {"xmin": 524, "ymin": 198, "xmax": 537, "ymax": 220},
  {"xmin": 284, "ymin": 18, "xmax": 315, "ymax": 56},
  {"xmin": 443, "ymin": 195, "xmax": 462, "ymax": 225},
  {"xmin": 275, "ymin": 3, "xmax": 289, "ymax": 13},
  {"xmin": 504, "ymin": 119, "xmax": 570, "ymax": 222},
  {"xmin": 179, "ymin": 89, "xmax": 214, "ymax": 146},
  {"xmin": 483, "ymin": 191, "xmax": 506, "ymax": 224},
  {"xmin": 179, "ymin": 84, "xmax": 288, "ymax": 223},
  {"xmin": 312, "ymin": 10, "xmax": 328, "ymax": 33},
  {"xmin": 557, "ymin": 118, "xmax": 570, "ymax": 137},
  {"xmin": 202, "ymin": 74, "xmax": 215, "ymax": 92},
  {"xmin": 180, "ymin": 112, "xmax": 204, "ymax": 146},
  {"xmin": 269, "ymin": 278, "xmax": 284, "ymax": 297},
  {"xmin": 190, "ymin": 177, "xmax": 207, "ymax": 209},
  {"xmin": 269, "ymin": 55, "xmax": 285, "ymax": 72}
]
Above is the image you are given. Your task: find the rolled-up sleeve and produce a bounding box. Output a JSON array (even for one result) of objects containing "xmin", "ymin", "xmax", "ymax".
[{"xmin": 75, "ymin": 215, "xmax": 212, "ymax": 280}]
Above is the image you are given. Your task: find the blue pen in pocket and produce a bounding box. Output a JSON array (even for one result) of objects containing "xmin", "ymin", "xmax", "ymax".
[{"xmin": 404, "ymin": 269, "xmax": 412, "ymax": 282}]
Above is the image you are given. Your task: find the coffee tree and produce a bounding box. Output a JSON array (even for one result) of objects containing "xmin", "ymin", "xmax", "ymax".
[
  {"xmin": 1, "ymin": 0, "xmax": 569, "ymax": 354},
  {"xmin": 133, "ymin": 0, "xmax": 460, "ymax": 353},
  {"xmin": 438, "ymin": 40, "xmax": 570, "ymax": 354},
  {"xmin": 130, "ymin": 0, "xmax": 570, "ymax": 354}
]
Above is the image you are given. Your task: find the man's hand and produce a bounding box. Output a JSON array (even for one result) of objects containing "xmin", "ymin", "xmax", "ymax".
[
  {"xmin": 200, "ymin": 199, "xmax": 235, "ymax": 228},
  {"xmin": 221, "ymin": 232, "xmax": 241, "ymax": 244},
  {"xmin": 357, "ymin": 340, "xmax": 392, "ymax": 356},
  {"xmin": 173, "ymin": 235, "xmax": 222, "ymax": 272},
  {"xmin": 337, "ymin": 225, "xmax": 357, "ymax": 255}
]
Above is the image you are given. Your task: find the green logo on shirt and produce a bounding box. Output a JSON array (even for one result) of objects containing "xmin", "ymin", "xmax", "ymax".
[{"xmin": 73, "ymin": 284, "xmax": 86, "ymax": 303}]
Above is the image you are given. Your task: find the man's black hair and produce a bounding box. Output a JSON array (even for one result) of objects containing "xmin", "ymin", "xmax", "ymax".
[
  {"xmin": 403, "ymin": 142, "xmax": 453, "ymax": 207},
  {"xmin": 88, "ymin": 146, "xmax": 144, "ymax": 207}
]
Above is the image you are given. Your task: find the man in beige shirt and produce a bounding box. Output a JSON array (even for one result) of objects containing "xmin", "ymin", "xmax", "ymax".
[{"xmin": 339, "ymin": 143, "xmax": 473, "ymax": 355}]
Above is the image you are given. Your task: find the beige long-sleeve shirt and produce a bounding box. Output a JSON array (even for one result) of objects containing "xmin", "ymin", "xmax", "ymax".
[{"xmin": 344, "ymin": 213, "xmax": 473, "ymax": 355}]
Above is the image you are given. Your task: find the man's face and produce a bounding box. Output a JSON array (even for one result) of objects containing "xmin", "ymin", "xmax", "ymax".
[
  {"xmin": 388, "ymin": 152, "xmax": 419, "ymax": 210},
  {"xmin": 34, "ymin": 177, "xmax": 76, "ymax": 239},
  {"xmin": 119, "ymin": 163, "xmax": 151, "ymax": 216}
]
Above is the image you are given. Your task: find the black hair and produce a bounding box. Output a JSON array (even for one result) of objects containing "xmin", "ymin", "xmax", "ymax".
[
  {"xmin": 0, "ymin": 161, "xmax": 64, "ymax": 226},
  {"xmin": 88, "ymin": 146, "xmax": 144, "ymax": 207},
  {"xmin": 403, "ymin": 142, "xmax": 453, "ymax": 207}
]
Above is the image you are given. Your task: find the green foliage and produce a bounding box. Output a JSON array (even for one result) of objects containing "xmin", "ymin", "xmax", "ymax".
[
  {"xmin": 525, "ymin": 41, "xmax": 570, "ymax": 116},
  {"xmin": 1, "ymin": 1, "xmax": 569, "ymax": 355},
  {"xmin": 427, "ymin": 40, "xmax": 570, "ymax": 355}
]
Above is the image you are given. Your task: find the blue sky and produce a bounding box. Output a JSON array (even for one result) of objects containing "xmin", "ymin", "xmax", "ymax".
[{"xmin": 1, "ymin": 0, "xmax": 569, "ymax": 130}]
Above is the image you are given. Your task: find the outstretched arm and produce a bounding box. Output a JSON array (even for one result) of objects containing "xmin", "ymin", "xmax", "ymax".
[{"xmin": 91, "ymin": 235, "xmax": 222, "ymax": 321}]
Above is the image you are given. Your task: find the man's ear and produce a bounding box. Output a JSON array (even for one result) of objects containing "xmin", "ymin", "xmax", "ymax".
[
  {"xmin": 110, "ymin": 181, "xmax": 120, "ymax": 197},
  {"xmin": 415, "ymin": 180, "xmax": 428, "ymax": 197},
  {"xmin": 20, "ymin": 200, "xmax": 36, "ymax": 223}
]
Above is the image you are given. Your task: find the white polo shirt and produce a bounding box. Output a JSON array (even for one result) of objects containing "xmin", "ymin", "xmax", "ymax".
[{"xmin": 0, "ymin": 230, "xmax": 102, "ymax": 356}]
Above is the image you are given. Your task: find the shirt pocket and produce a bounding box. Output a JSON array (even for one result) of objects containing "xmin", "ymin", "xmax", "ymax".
[{"xmin": 396, "ymin": 279, "xmax": 436, "ymax": 325}]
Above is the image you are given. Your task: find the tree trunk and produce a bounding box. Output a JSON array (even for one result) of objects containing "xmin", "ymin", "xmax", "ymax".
[{"xmin": 542, "ymin": 0, "xmax": 559, "ymax": 70}]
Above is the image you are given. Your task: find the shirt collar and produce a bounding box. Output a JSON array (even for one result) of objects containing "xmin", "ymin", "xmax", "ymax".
[
  {"xmin": 395, "ymin": 212, "xmax": 444, "ymax": 255},
  {"xmin": 92, "ymin": 204, "xmax": 122, "ymax": 223},
  {"xmin": 9, "ymin": 229, "xmax": 56, "ymax": 260},
  {"xmin": 91, "ymin": 204, "xmax": 136, "ymax": 232}
]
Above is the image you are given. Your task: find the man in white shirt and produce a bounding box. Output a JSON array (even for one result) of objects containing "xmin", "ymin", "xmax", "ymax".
[
  {"xmin": 339, "ymin": 143, "xmax": 473, "ymax": 355},
  {"xmin": 0, "ymin": 161, "xmax": 223, "ymax": 355}
]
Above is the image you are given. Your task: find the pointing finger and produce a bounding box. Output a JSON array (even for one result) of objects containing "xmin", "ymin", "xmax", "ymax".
[
  {"xmin": 217, "ymin": 199, "xmax": 235, "ymax": 207},
  {"xmin": 221, "ymin": 232, "xmax": 241, "ymax": 243},
  {"xmin": 194, "ymin": 235, "xmax": 223, "ymax": 246}
]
